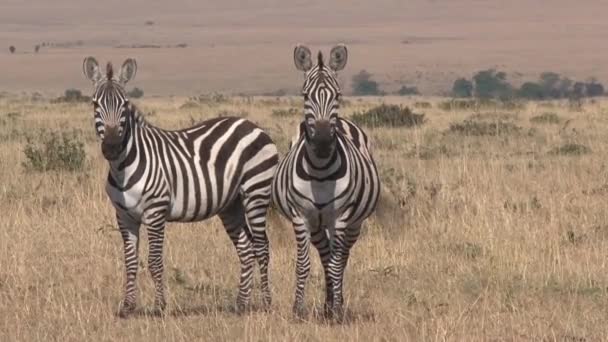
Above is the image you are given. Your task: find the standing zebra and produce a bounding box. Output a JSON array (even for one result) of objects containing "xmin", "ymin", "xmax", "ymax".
[
  {"xmin": 272, "ymin": 45, "xmax": 381, "ymax": 321},
  {"xmin": 82, "ymin": 57, "xmax": 279, "ymax": 317}
]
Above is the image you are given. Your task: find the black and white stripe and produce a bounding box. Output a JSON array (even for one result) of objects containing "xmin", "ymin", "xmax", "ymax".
[
  {"xmin": 272, "ymin": 45, "xmax": 380, "ymax": 320},
  {"xmin": 83, "ymin": 57, "xmax": 279, "ymax": 317}
]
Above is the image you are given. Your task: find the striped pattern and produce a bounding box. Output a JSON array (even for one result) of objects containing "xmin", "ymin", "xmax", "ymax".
[
  {"xmin": 84, "ymin": 58, "xmax": 278, "ymax": 317},
  {"xmin": 272, "ymin": 46, "xmax": 380, "ymax": 320}
]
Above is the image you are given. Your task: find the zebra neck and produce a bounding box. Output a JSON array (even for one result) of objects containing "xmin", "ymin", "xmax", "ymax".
[
  {"xmin": 107, "ymin": 106, "xmax": 144, "ymax": 173},
  {"xmin": 302, "ymin": 139, "xmax": 341, "ymax": 171}
]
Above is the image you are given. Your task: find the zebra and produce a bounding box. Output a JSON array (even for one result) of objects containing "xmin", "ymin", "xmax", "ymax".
[
  {"xmin": 272, "ymin": 44, "xmax": 381, "ymax": 321},
  {"xmin": 82, "ymin": 57, "xmax": 279, "ymax": 317}
]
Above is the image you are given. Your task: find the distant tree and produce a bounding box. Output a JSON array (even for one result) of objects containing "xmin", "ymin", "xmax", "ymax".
[
  {"xmin": 352, "ymin": 70, "xmax": 381, "ymax": 96},
  {"xmin": 518, "ymin": 82, "xmax": 545, "ymax": 100},
  {"xmin": 9, "ymin": 46, "xmax": 15, "ymax": 54},
  {"xmin": 64, "ymin": 89, "xmax": 84, "ymax": 102},
  {"xmin": 586, "ymin": 80, "xmax": 604, "ymax": 97},
  {"xmin": 34, "ymin": 45, "xmax": 40, "ymax": 53},
  {"xmin": 472, "ymin": 69, "xmax": 513, "ymax": 99},
  {"xmin": 451, "ymin": 78, "xmax": 473, "ymax": 98},
  {"xmin": 397, "ymin": 85, "xmax": 419, "ymax": 96},
  {"xmin": 571, "ymin": 82, "xmax": 586, "ymax": 99},
  {"xmin": 127, "ymin": 87, "xmax": 144, "ymax": 99}
]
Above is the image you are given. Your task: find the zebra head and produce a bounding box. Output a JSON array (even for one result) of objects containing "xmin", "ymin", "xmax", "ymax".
[
  {"xmin": 83, "ymin": 57, "xmax": 137, "ymax": 160},
  {"xmin": 294, "ymin": 44, "xmax": 347, "ymax": 158}
]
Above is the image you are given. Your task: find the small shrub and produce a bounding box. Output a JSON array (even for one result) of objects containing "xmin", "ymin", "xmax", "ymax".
[
  {"xmin": 351, "ymin": 104, "xmax": 425, "ymax": 128},
  {"xmin": 438, "ymin": 98, "xmax": 524, "ymax": 111},
  {"xmin": 438, "ymin": 99, "xmax": 478, "ymax": 111},
  {"xmin": 530, "ymin": 112, "xmax": 560, "ymax": 124},
  {"xmin": 413, "ymin": 101, "xmax": 432, "ymax": 109},
  {"xmin": 23, "ymin": 130, "xmax": 86, "ymax": 172},
  {"xmin": 218, "ymin": 109, "xmax": 249, "ymax": 118},
  {"xmin": 397, "ymin": 85, "xmax": 419, "ymax": 96},
  {"xmin": 52, "ymin": 88, "xmax": 90, "ymax": 103},
  {"xmin": 127, "ymin": 87, "xmax": 144, "ymax": 98},
  {"xmin": 263, "ymin": 89, "xmax": 289, "ymax": 97},
  {"xmin": 34, "ymin": 45, "xmax": 40, "ymax": 53},
  {"xmin": 180, "ymin": 93, "xmax": 229, "ymax": 109},
  {"xmin": 9, "ymin": 46, "xmax": 15, "ymax": 54},
  {"xmin": 549, "ymin": 143, "xmax": 591, "ymax": 156},
  {"xmin": 271, "ymin": 108, "xmax": 299, "ymax": 117},
  {"xmin": 448, "ymin": 120, "xmax": 521, "ymax": 136},
  {"xmin": 352, "ymin": 70, "xmax": 382, "ymax": 96},
  {"xmin": 145, "ymin": 20, "xmax": 155, "ymax": 26}
]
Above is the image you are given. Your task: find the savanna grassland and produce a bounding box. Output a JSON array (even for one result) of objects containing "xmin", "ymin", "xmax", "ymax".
[{"xmin": 1, "ymin": 93, "xmax": 608, "ymax": 341}]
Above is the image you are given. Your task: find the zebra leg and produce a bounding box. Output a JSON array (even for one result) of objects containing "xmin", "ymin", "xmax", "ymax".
[
  {"xmin": 292, "ymin": 217, "xmax": 311, "ymax": 319},
  {"xmin": 219, "ymin": 204, "xmax": 256, "ymax": 313},
  {"xmin": 146, "ymin": 216, "xmax": 167, "ymax": 314},
  {"xmin": 242, "ymin": 194, "xmax": 272, "ymax": 309},
  {"xmin": 310, "ymin": 227, "xmax": 333, "ymax": 318},
  {"xmin": 329, "ymin": 226, "xmax": 360, "ymax": 322},
  {"xmin": 117, "ymin": 214, "xmax": 141, "ymax": 318}
]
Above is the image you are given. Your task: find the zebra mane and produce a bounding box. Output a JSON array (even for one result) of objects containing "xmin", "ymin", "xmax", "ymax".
[
  {"xmin": 317, "ymin": 51, "xmax": 324, "ymax": 68},
  {"xmin": 106, "ymin": 62, "xmax": 114, "ymax": 80},
  {"xmin": 129, "ymin": 103, "xmax": 150, "ymax": 128}
]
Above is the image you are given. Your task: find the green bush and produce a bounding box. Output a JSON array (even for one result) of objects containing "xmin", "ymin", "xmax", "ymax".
[
  {"xmin": 352, "ymin": 70, "xmax": 382, "ymax": 96},
  {"xmin": 530, "ymin": 112, "xmax": 560, "ymax": 124},
  {"xmin": 127, "ymin": 87, "xmax": 144, "ymax": 98},
  {"xmin": 451, "ymin": 78, "xmax": 473, "ymax": 98},
  {"xmin": 448, "ymin": 120, "xmax": 521, "ymax": 136},
  {"xmin": 549, "ymin": 143, "xmax": 591, "ymax": 156},
  {"xmin": 23, "ymin": 130, "xmax": 86, "ymax": 172},
  {"xmin": 271, "ymin": 107, "xmax": 299, "ymax": 117},
  {"xmin": 351, "ymin": 104, "xmax": 424, "ymax": 128}
]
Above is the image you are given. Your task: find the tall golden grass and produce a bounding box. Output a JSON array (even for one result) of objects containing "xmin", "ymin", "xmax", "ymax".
[{"xmin": 0, "ymin": 94, "xmax": 607, "ymax": 340}]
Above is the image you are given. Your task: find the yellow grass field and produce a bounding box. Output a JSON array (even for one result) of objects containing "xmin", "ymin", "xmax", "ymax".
[{"xmin": 1, "ymin": 94, "xmax": 608, "ymax": 341}]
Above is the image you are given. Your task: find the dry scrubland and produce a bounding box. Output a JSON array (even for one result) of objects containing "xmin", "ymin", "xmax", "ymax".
[{"xmin": 1, "ymin": 94, "xmax": 608, "ymax": 341}]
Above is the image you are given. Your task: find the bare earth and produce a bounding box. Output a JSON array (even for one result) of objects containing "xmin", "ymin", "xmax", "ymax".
[{"xmin": 2, "ymin": 0, "xmax": 608, "ymax": 96}]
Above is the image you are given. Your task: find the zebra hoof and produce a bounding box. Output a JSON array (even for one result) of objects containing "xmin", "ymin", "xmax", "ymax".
[
  {"xmin": 117, "ymin": 302, "xmax": 136, "ymax": 318},
  {"xmin": 323, "ymin": 303, "xmax": 334, "ymax": 319},
  {"xmin": 292, "ymin": 303, "xmax": 307, "ymax": 321},
  {"xmin": 151, "ymin": 304, "xmax": 166, "ymax": 317},
  {"xmin": 332, "ymin": 305, "xmax": 345, "ymax": 323},
  {"xmin": 261, "ymin": 296, "xmax": 272, "ymax": 311},
  {"xmin": 235, "ymin": 302, "xmax": 248, "ymax": 315}
]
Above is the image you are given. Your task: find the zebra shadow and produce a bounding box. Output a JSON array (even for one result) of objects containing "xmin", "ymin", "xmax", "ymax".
[
  {"xmin": 121, "ymin": 302, "xmax": 270, "ymax": 319},
  {"xmin": 306, "ymin": 306, "xmax": 377, "ymax": 325}
]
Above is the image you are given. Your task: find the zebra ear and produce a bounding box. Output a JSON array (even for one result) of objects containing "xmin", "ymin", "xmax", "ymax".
[
  {"xmin": 119, "ymin": 58, "xmax": 137, "ymax": 85},
  {"xmin": 83, "ymin": 57, "xmax": 103, "ymax": 83},
  {"xmin": 329, "ymin": 44, "xmax": 348, "ymax": 71},
  {"xmin": 294, "ymin": 45, "xmax": 313, "ymax": 72}
]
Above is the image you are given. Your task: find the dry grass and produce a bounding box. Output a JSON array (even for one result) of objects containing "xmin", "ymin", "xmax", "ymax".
[{"xmin": 1, "ymin": 94, "xmax": 608, "ymax": 341}]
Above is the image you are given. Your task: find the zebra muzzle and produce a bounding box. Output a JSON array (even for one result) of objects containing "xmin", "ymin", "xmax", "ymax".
[{"xmin": 101, "ymin": 126, "xmax": 123, "ymax": 160}]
